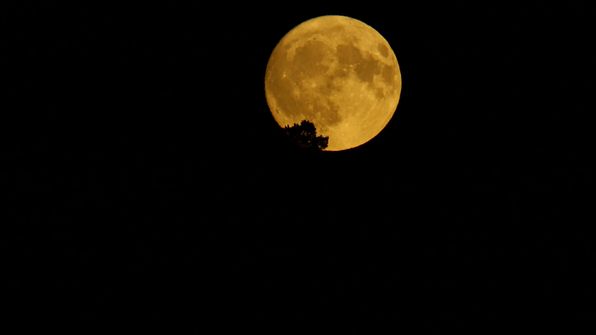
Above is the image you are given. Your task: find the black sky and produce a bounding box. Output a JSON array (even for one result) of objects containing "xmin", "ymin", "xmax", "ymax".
[{"xmin": 5, "ymin": 1, "xmax": 596, "ymax": 332}]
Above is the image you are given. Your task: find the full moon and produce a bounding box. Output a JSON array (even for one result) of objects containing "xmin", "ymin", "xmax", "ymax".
[{"xmin": 265, "ymin": 15, "xmax": 402, "ymax": 151}]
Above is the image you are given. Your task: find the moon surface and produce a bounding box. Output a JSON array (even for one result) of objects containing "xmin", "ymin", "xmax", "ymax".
[{"xmin": 265, "ymin": 15, "xmax": 402, "ymax": 151}]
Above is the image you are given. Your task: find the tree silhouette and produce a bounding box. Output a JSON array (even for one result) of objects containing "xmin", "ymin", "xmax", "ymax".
[{"xmin": 284, "ymin": 120, "xmax": 329, "ymax": 151}]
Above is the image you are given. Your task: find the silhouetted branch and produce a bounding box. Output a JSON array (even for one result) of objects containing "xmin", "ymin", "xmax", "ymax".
[{"xmin": 284, "ymin": 120, "xmax": 328, "ymax": 151}]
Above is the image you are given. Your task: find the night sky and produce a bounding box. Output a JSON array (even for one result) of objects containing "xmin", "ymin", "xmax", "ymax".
[{"xmin": 6, "ymin": 2, "xmax": 596, "ymax": 332}]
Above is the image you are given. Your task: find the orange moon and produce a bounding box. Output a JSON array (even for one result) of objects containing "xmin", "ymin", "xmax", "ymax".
[{"xmin": 265, "ymin": 15, "xmax": 402, "ymax": 151}]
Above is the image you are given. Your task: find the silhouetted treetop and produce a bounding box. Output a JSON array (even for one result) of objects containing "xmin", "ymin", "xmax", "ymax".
[{"xmin": 284, "ymin": 120, "xmax": 329, "ymax": 151}]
